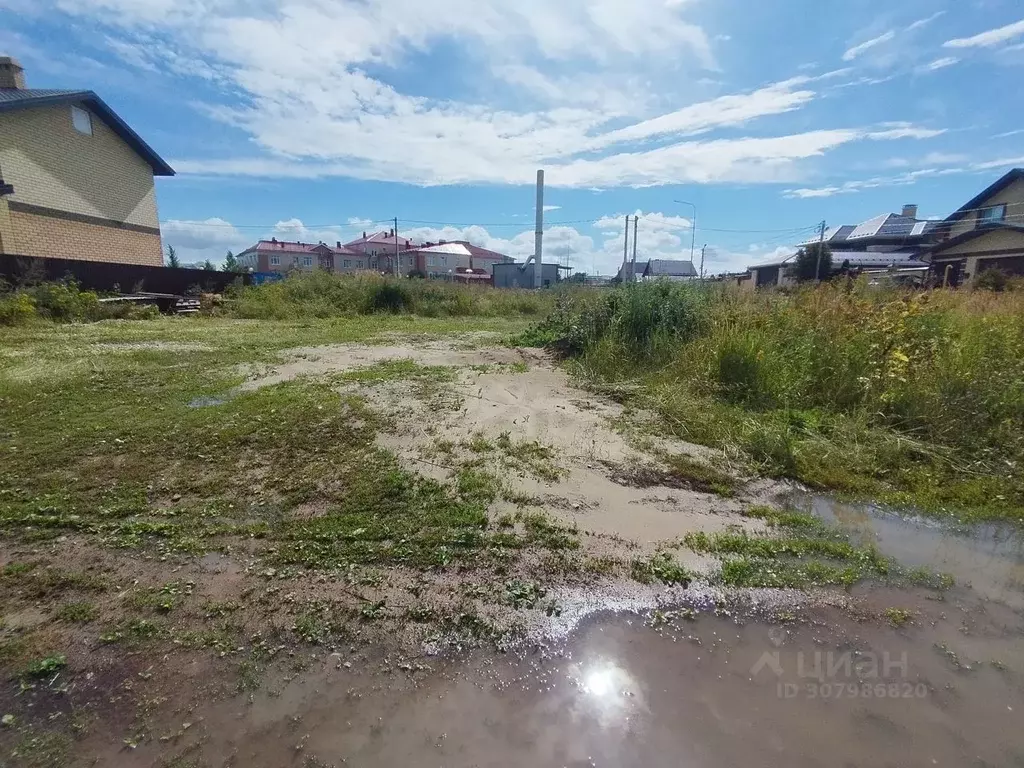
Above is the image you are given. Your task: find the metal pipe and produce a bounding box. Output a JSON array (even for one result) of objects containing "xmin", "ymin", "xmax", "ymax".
[
  {"xmin": 534, "ymin": 170, "xmax": 544, "ymax": 289},
  {"xmin": 674, "ymin": 199, "xmax": 697, "ymax": 267}
]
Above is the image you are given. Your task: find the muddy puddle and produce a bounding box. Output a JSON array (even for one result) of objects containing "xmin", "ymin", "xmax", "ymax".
[
  {"xmin": 793, "ymin": 494, "xmax": 1024, "ymax": 609},
  {"xmin": 106, "ymin": 583, "xmax": 1024, "ymax": 768}
]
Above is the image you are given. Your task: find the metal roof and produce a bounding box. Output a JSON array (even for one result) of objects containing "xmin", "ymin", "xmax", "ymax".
[
  {"xmin": 643, "ymin": 259, "xmax": 698, "ymax": 277},
  {"xmin": 406, "ymin": 242, "xmax": 473, "ymax": 257},
  {"xmin": 0, "ymin": 89, "xmax": 174, "ymax": 176},
  {"xmin": 243, "ymin": 240, "xmax": 356, "ymax": 255}
]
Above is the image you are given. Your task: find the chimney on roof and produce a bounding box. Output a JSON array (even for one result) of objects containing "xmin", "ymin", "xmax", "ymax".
[
  {"xmin": 405, "ymin": 240, "xmax": 410, "ymax": 248},
  {"xmin": 389, "ymin": 228, "xmax": 395, "ymax": 237},
  {"xmin": 362, "ymin": 231, "xmax": 366, "ymax": 239},
  {"xmin": 0, "ymin": 57, "xmax": 26, "ymax": 90},
  {"xmin": 439, "ymin": 239, "xmax": 446, "ymax": 245},
  {"xmin": 902, "ymin": 204, "xmax": 918, "ymax": 219},
  {"xmin": 336, "ymin": 241, "xmax": 341, "ymax": 248},
  {"xmin": 271, "ymin": 237, "xmax": 277, "ymax": 243}
]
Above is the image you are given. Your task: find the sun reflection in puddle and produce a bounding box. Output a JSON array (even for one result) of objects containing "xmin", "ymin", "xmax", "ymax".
[{"xmin": 573, "ymin": 659, "xmax": 645, "ymax": 728}]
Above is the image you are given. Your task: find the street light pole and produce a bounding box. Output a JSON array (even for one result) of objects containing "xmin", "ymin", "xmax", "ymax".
[{"xmin": 673, "ymin": 200, "xmax": 697, "ymax": 267}]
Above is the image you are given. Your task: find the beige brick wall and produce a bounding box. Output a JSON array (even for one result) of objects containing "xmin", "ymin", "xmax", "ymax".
[
  {"xmin": 949, "ymin": 178, "xmax": 1024, "ymax": 239},
  {"xmin": 9, "ymin": 209, "xmax": 163, "ymax": 266},
  {"xmin": 0, "ymin": 103, "xmax": 159, "ymax": 228}
]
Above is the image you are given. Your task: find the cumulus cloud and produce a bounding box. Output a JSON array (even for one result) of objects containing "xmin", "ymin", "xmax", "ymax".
[
  {"xmin": 944, "ymin": 19, "xmax": 1024, "ymax": 49},
  {"xmin": 25, "ymin": 0, "xmax": 943, "ymax": 189},
  {"xmin": 160, "ymin": 217, "xmax": 250, "ymax": 265}
]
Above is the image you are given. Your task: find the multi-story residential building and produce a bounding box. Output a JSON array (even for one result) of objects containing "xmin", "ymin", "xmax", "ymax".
[
  {"xmin": 344, "ymin": 230, "xmax": 419, "ymax": 272},
  {"xmin": 0, "ymin": 57, "xmax": 174, "ymax": 265},
  {"xmin": 235, "ymin": 238, "xmax": 362, "ymax": 274}
]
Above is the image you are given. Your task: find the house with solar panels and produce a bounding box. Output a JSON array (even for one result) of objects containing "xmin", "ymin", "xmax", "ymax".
[
  {"xmin": 0, "ymin": 57, "xmax": 173, "ymax": 265},
  {"xmin": 746, "ymin": 204, "xmax": 936, "ymax": 288}
]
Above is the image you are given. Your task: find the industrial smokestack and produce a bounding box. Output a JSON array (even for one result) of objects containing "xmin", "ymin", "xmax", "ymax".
[{"xmin": 534, "ymin": 169, "xmax": 544, "ymax": 289}]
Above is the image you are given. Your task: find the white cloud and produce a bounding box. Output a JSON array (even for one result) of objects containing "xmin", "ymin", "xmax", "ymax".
[
  {"xmin": 782, "ymin": 155, "xmax": 1024, "ymax": 199},
  {"xmin": 842, "ymin": 31, "xmax": 896, "ymax": 62},
  {"xmin": 944, "ymin": 19, "xmax": 1024, "ymax": 49},
  {"xmin": 916, "ymin": 57, "xmax": 959, "ymax": 73},
  {"xmin": 160, "ymin": 217, "xmax": 250, "ymax": 265},
  {"xmin": 542, "ymin": 205, "xmax": 561, "ymax": 212},
  {"xmin": 994, "ymin": 129, "xmax": 1024, "ymax": 139},
  {"xmin": 907, "ymin": 12, "xmax": 945, "ymax": 32},
  {"xmin": 21, "ymin": 0, "xmax": 945, "ymax": 189}
]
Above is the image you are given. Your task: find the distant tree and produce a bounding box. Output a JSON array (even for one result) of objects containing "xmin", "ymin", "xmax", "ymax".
[
  {"xmin": 570, "ymin": 272, "xmax": 588, "ymax": 283},
  {"xmin": 791, "ymin": 242, "xmax": 832, "ymax": 282},
  {"xmin": 223, "ymin": 250, "xmax": 245, "ymax": 273},
  {"xmin": 165, "ymin": 244, "xmax": 180, "ymax": 269},
  {"xmin": 202, "ymin": 260, "xmax": 217, "ymax": 271}
]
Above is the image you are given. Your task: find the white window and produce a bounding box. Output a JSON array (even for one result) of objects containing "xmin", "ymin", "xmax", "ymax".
[
  {"xmin": 302, "ymin": 256, "xmax": 313, "ymax": 267},
  {"xmin": 978, "ymin": 205, "xmax": 1007, "ymax": 225},
  {"xmin": 344, "ymin": 260, "xmax": 351, "ymax": 268},
  {"xmin": 71, "ymin": 106, "xmax": 92, "ymax": 135},
  {"xmin": 270, "ymin": 255, "xmax": 280, "ymax": 266}
]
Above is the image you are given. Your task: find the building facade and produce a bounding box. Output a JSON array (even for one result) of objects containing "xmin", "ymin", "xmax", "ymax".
[
  {"xmin": 0, "ymin": 57, "xmax": 173, "ymax": 265},
  {"xmin": 926, "ymin": 169, "xmax": 1024, "ymax": 284},
  {"xmin": 235, "ymin": 239, "xmax": 362, "ymax": 274}
]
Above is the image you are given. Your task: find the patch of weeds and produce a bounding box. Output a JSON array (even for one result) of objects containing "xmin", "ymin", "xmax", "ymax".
[
  {"xmin": 884, "ymin": 607, "xmax": 913, "ymax": 627},
  {"xmin": 631, "ymin": 552, "xmax": 691, "ymax": 586},
  {"xmin": 100, "ymin": 618, "xmax": 161, "ymax": 645},
  {"xmin": 293, "ymin": 612, "xmax": 331, "ymax": 644},
  {"xmin": 55, "ymin": 601, "xmax": 98, "ymax": 623},
  {"xmin": 663, "ymin": 453, "xmax": 738, "ymax": 497},
  {"xmin": 359, "ymin": 600, "xmax": 386, "ymax": 621},
  {"xmin": 504, "ymin": 579, "xmax": 547, "ymax": 609},
  {"xmin": 237, "ymin": 659, "xmax": 261, "ymax": 692},
  {"xmin": 493, "ymin": 512, "xmax": 515, "ymax": 528},
  {"xmin": 2, "ymin": 561, "xmax": 38, "ymax": 577},
  {"xmin": 467, "ymin": 432, "xmax": 495, "ymax": 454},
  {"xmin": 903, "ymin": 566, "xmax": 955, "ymax": 590},
  {"xmin": 405, "ymin": 605, "xmax": 436, "ymax": 623},
  {"xmin": 22, "ymin": 654, "xmax": 67, "ymax": 679},
  {"xmin": 519, "ymin": 512, "xmax": 579, "ymax": 551},
  {"xmin": 201, "ymin": 600, "xmax": 241, "ymax": 619},
  {"xmin": 9, "ymin": 729, "xmax": 72, "ymax": 768},
  {"xmin": 684, "ymin": 506, "xmax": 892, "ymax": 590},
  {"xmin": 719, "ymin": 557, "xmax": 862, "ymax": 588}
]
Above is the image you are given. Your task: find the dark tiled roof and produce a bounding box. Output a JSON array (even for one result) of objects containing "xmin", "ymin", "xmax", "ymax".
[
  {"xmin": 945, "ymin": 169, "xmax": 1024, "ymax": 222},
  {"xmin": 0, "ymin": 88, "xmax": 174, "ymax": 176}
]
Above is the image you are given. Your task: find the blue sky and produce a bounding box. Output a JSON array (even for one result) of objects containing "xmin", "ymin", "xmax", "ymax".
[{"xmin": 2, "ymin": 0, "xmax": 1023, "ymax": 273}]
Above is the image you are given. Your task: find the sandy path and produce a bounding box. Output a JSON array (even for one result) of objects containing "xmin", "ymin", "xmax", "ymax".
[{"xmin": 242, "ymin": 338, "xmax": 762, "ymax": 568}]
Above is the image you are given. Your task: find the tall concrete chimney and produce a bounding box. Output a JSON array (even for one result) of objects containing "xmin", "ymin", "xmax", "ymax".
[
  {"xmin": 0, "ymin": 57, "xmax": 25, "ymax": 90},
  {"xmin": 534, "ymin": 169, "xmax": 544, "ymax": 289},
  {"xmin": 902, "ymin": 204, "xmax": 918, "ymax": 219}
]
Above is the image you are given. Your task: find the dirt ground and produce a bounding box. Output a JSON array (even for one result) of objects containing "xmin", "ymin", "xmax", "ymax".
[{"xmin": 3, "ymin": 335, "xmax": 1024, "ymax": 767}]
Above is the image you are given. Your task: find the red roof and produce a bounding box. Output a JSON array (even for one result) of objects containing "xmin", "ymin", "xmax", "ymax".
[
  {"xmin": 457, "ymin": 242, "xmax": 508, "ymax": 261},
  {"xmin": 247, "ymin": 240, "xmax": 357, "ymax": 256},
  {"xmin": 344, "ymin": 231, "xmax": 420, "ymax": 252}
]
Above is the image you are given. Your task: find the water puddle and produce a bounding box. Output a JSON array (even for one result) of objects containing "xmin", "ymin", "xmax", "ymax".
[{"xmin": 793, "ymin": 493, "xmax": 1024, "ymax": 608}]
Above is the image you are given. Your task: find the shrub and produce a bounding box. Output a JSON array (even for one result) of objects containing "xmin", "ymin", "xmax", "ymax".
[
  {"xmin": 975, "ymin": 268, "xmax": 1008, "ymax": 292},
  {"xmin": 0, "ymin": 293, "xmax": 36, "ymax": 326}
]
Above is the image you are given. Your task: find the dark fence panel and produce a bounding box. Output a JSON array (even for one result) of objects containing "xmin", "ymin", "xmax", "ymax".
[{"xmin": 0, "ymin": 254, "xmax": 251, "ymax": 295}]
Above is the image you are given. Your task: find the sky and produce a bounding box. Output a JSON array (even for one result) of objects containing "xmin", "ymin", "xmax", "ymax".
[{"xmin": 2, "ymin": 0, "xmax": 1023, "ymax": 274}]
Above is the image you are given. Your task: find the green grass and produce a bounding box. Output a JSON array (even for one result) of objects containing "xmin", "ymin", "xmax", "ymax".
[
  {"xmin": 630, "ymin": 552, "xmax": 691, "ymax": 585},
  {"xmin": 54, "ymin": 602, "xmax": 98, "ymax": 624},
  {"xmin": 530, "ymin": 281, "xmax": 1024, "ymax": 526}
]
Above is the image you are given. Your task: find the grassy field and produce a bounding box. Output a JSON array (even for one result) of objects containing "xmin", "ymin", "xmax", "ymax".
[{"xmin": 527, "ymin": 280, "xmax": 1024, "ymax": 525}]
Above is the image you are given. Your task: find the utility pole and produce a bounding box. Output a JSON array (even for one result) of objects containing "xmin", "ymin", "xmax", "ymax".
[
  {"xmin": 631, "ymin": 215, "xmax": 639, "ymax": 282},
  {"xmin": 814, "ymin": 219, "xmax": 827, "ymax": 283},
  {"xmin": 700, "ymin": 244, "xmax": 707, "ymax": 281},
  {"xmin": 394, "ymin": 216, "xmax": 400, "ymax": 277}
]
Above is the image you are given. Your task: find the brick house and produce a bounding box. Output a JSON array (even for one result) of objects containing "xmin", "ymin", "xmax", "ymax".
[
  {"xmin": 344, "ymin": 230, "xmax": 419, "ymax": 272},
  {"xmin": 235, "ymin": 239, "xmax": 363, "ymax": 274},
  {"xmin": 0, "ymin": 57, "xmax": 174, "ymax": 265}
]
